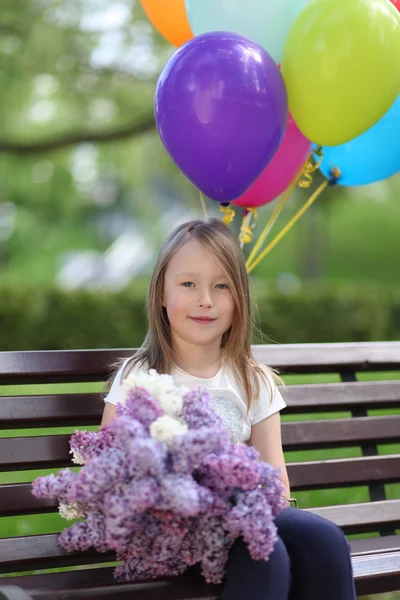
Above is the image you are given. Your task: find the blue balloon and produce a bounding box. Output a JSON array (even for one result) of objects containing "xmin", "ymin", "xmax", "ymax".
[{"xmin": 318, "ymin": 95, "xmax": 400, "ymax": 186}]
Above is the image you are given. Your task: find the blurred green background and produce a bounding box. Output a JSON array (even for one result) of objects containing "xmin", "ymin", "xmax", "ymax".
[{"xmin": 0, "ymin": 1, "xmax": 399, "ymax": 597}]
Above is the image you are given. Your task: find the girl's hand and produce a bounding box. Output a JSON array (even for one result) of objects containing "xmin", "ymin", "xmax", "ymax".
[
  {"xmin": 250, "ymin": 412, "xmax": 291, "ymax": 498},
  {"xmin": 100, "ymin": 403, "xmax": 117, "ymax": 428}
]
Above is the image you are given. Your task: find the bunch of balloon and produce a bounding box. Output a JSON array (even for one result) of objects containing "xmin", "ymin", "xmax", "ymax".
[
  {"xmin": 143, "ymin": 0, "xmax": 399, "ymax": 270},
  {"xmin": 317, "ymin": 95, "xmax": 400, "ymax": 187}
]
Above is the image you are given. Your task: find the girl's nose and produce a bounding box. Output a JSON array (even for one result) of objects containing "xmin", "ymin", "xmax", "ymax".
[{"xmin": 198, "ymin": 289, "xmax": 213, "ymax": 308}]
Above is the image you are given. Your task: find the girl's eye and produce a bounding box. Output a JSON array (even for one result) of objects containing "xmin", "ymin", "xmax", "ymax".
[
  {"xmin": 216, "ymin": 284, "xmax": 229, "ymax": 289},
  {"xmin": 182, "ymin": 282, "xmax": 194, "ymax": 287}
]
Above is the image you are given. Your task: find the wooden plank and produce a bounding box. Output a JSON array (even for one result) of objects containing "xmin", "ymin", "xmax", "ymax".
[
  {"xmin": 1, "ymin": 416, "xmax": 399, "ymax": 471},
  {"xmin": 0, "ymin": 569, "xmax": 220, "ymax": 600},
  {"xmin": 287, "ymin": 454, "xmax": 400, "ymax": 490},
  {"xmin": 282, "ymin": 415, "xmax": 400, "ymax": 450},
  {"xmin": 0, "ymin": 534, "xmax": 113, "ymax": 573},
  {"xmin": 1, "ymin": 343, "xmax": 400, "ymax": 386},
  {"xmin": 350, "ymin": 536, "xmax": 400, "ymax": 556},
  {"xmin": 307, "ymin": 499, "xmax": 400, "ymax": 534},
  {"xmin": 0, "ymin": 350, "xmax": 133, "ymax": 385},
  {"xmin": 2, "ymin": 455, "xmax": 399, "ymax": 517},
  {"xmin": 281, "ymin": 380, "xmax": 400, "ymax": 413},
  {"xmin": 0, "ymin": 544, "xmax": 399, "ymax": 598},
  {"xmin": 1, "ymin": 381, "xmax": 398, "ymax": 430},
  {"xmin": 0, "ymin": 483, "xmax": 58, "ymax": 517},
  {"xmin": 0, "ymin": 436, "xmax": 70, "ymax": 471},
  {"xmin": 0, "ymin": 394, "xmax": 103, "ymax": 429},
  {"xmin": 352, "ymin": 551, "xmax": 400, "ymax": 596},
  {"xmin": 253, "ymin": 342, "xmax": 400, "ymax": 373}
]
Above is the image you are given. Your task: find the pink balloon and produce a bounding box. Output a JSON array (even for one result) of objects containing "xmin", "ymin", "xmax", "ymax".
[{"xmin": 232, "ymin": 114, "xmax": 311, "ymax": 208}]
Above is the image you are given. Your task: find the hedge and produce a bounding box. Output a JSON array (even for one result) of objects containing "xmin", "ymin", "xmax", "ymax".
[{"xmin": 0, "ymin": 283, "xmax": 399, "ymax": 351}]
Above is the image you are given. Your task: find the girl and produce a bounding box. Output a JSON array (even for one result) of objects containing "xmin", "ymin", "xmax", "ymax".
[{"xmin": 101, "ymin": 218, "xmax": 356, "ymax": 600}]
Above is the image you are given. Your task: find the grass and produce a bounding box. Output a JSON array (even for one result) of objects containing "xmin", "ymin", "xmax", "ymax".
[{"xmin": 1, "ymin": 372, "xmax": 399, "ymax": 598}]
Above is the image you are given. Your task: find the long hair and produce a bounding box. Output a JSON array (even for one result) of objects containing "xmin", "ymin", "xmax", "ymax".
[{"xmin": 115, "ymin": 218, "xmax": 279, "ymax": 412}]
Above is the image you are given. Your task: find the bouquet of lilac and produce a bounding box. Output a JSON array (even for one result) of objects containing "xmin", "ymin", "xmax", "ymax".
[{"xmin": 32, "ymin": 369, "xmax": 286, "ymax": 583}]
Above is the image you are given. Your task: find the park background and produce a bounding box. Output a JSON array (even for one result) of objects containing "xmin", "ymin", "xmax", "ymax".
[{"xmin": 0, "ymin": 1, "xmax": 399, "ymax": 598}]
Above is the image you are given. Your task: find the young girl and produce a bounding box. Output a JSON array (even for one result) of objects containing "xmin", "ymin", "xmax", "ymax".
[{"xmin": 101, "ymin": 218, "xmax": 356, "ymax": 600}]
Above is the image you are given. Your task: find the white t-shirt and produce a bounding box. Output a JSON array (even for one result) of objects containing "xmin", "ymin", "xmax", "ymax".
[{"xmin": 104, "ymin": 360, "xmax": 286, "ymax": 445}]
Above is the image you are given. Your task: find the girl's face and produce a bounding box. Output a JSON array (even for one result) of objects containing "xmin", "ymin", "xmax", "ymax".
[{"xmin": 163, "ymin": 239, "xmax": 235, "ymax": 351}]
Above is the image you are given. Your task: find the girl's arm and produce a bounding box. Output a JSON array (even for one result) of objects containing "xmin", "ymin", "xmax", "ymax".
[
  {"xmin": 100, "ymin": 402, "xmax": 117, "ymax": 428},
  {"xmin": 250, "ymin": 412, "xmax": 291, "ymax": 498}
]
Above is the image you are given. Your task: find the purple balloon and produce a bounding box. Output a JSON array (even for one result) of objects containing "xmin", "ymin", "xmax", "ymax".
[{"xmin": 154, "ymin": 32, "xmax": 288, "ymax": 203}]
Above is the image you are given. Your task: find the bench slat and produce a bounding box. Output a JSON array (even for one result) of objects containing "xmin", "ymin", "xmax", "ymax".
[
  {"xmin": 282, "ymin": 415, "xmax": 400, "ymax": 451},
  {"xmin": 0, "ymin": 350, "xmax": 132, "ymax": 385},
  {"xmin": 0, "ymin": 394, "xmax": 103, "ymax": 429},
  {"xmin": 0, "ymin": 542, "xmax": 399, "ymax": 598},
  {"xmin": 350, "ymin": 536, "xmax": 400, "ymax": 556},
  {"xmin": 1, "ymin": 343, "xmax": 400, "ymax": 386},
  {"xmin": 1, "ymin": 416, "xmax": 399, "ymax": 471},
  {"xmin": 352, "ymin": 551, "xmax": 400, "ymax": 596},
  {"xmin": 307, "ymin": 499, "xmax": 400, "ymax": 534},
  {"xmin": 1, "ymin": 502, "xmax": 398, "ymax": 572},
  {"xmin": 282, "ymin": 380, "xmax": 400, "ymax": 413},
  {"xmin": 1, "ymin": 568, "xmax": 217, "ymax": 600},
  {"xmin": 2, "ymin": 455, "xmax": 399, "ymax": 517},
  {"xmin": 0, "ymin": 534, "xmax": 113, "ymax": 573},
  {"xmin": 1, "ymin": 381, "xmax": 399, "ymax": 430},
  {"xmin": 253, "ymin": 342, "xmax": 400, "ymax": 373},
  {"xmin": 3, "ymin": 538, "xmax": 400, "ymax": 591},
  {"xmin": 288, "ymin": 454, "xmax": 400, "ymax": 490}
]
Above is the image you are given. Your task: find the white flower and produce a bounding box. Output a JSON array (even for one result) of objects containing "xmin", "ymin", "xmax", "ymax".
[
  {"xmin": 150, "ymin": 415, "xmax": 188, "ymax": 447},
  {"xmin": 69, "ymin": 448, "xmax": 85, "ymax": 465},
  {"xmin": 124, "ymin": 369, "xmax": 188, "ymax": 417},
  {"xmin": 158, "ymin": 391, "xmax": 184, "ymax": 417},
  {"xmin": 59, "ymin": 502, "xmax": 85, "ymax": 520}
]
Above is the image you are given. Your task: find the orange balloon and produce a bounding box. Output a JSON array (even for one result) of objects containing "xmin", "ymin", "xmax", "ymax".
[{"xmin": 140, "ymin": 0, "xmax": 193, "ymax": 47}]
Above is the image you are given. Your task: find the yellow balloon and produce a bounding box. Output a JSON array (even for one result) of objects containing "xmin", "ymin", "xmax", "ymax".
[
  {"xmin": 140, "ymin": 0, "xmax": 193, "ymax": 47},
  {"xmin": 281, "ymin": 0, "xmax": 400, "ymax": 146}
]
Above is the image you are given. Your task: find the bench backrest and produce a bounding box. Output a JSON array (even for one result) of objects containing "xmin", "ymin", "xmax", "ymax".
[{"xmin": 1, "ymin": 342, "xmax": 399, "ymax": 576}]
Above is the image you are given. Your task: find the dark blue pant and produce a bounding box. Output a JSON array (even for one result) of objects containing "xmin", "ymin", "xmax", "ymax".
[{"xmin": 221, "ymin": 507, "xmax": 357, "ymax": 600}]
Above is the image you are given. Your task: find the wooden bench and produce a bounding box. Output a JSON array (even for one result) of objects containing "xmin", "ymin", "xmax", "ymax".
[{"xmin": 0, "ymin": 342, "xmax": 399, "ymax": 599}]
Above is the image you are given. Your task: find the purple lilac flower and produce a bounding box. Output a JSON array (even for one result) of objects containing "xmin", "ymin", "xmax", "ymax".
[
  {"xmin": 85, "ymin": 511, "xmax": 109, "ymax": 552},
  {"xmin": 126, "ymin": 438, "xmax": 168, "ymax": 479},
  {"xmin": 103, "ymin": 483, "xmax": 141, "ymax": 552},
  {"xmin": 119, "ymin": 386, "xmax": 163, "ymax": 430},
  {"xmin": 199, "ymin": 448, "xmax": 260, "ymax": 496},
  {"xmin": 171, "ymin": 426, "xmax": 229, "ymax": 474},
  {"xmin": 107, "ymin": 417, "xmax": 146, "ymax": 451},
  {"xmin": 159, "ymin": 475, "xmax": 203, "ymax": 517},
  {"xmin": 68, "ymin": 448, "xmax": 128, "ymax": 504},
  {"xmin": 59, "ymin": 521, "xmax": 91, "ymax": 552},
  {"xmin": 193, "ymin": 515, "xmax": 234, "ymax": 583},
  {"xmin": 182, "ymin": 387, "xmax": 224, "ymax": 429},
  {"xmin": 33, "ymin": 377, "xmax": 283, "ymax": 585},
  {"xmin": 226, "ymin": 488, "xmax": 279, "ymax": 562},
  {"xmin": 257, "ymin": 461, "xmax": 286, "ymax": 516},
  {"xmin": 32, "ymin": 468, "xmax": 78, "ymax": 502},
  {"xmin": 127, "ymin": 477, "xmax": 161, "ymax": 512},
  {"xmin": 69, "ymin": 428, "xmax": 114, "ymax": 465}
]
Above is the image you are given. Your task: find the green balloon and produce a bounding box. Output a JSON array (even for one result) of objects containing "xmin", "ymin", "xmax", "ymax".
[
  {"xmin": 185, "ymin": 0, "xmax": 308, "ymax": 64},
  {"xmin": 281, "ymin": 0, "xmax": 400, "ymax": 146}
]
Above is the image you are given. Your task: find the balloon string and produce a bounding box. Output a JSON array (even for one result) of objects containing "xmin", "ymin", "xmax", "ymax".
[
  {"xmin": 245, "ymin": 152, "xmax": 312, "ymax": 269},
  {"xmin": 246, "ymin": 179, "xmax": 329, "ymax": 274},
  {"xmin": 298, "ymin": 146, "xmax": 323, "ymax": 189},
  {"xmin": 239, "ymin": 208, "xmax": 258, "ymax": 248},
  {"xmin": 220, "ymin": 204, "xmax": 236, "ymax": 224},
  {"xmin": 199, "ymin": 191, "xmax": 208, "ymax": 218},
  {"xmin": 245, "ymin": 146, "xmax": 322, "ymax": 269}
]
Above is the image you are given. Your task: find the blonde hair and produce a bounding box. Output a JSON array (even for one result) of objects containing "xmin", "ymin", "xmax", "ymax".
[{"xmin": 116, "ymin": 218, "xmax": 280, "ymax": 413}]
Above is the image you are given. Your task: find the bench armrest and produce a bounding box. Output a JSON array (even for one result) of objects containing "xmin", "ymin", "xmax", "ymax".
[{"xmin": 0, "ymin": 587, "xmax": 33, "ymax": 600}]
